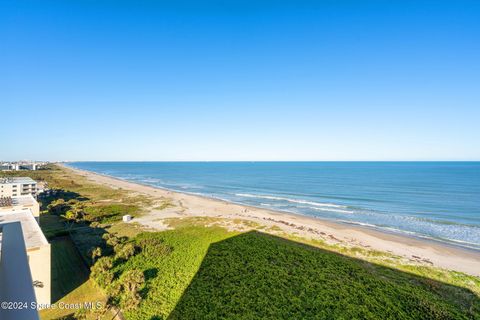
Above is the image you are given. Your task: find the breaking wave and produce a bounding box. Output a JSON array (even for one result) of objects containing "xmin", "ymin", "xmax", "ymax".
[{"xmin": 235, "ymin": 193, "xmax": 346, "ymax": 208}]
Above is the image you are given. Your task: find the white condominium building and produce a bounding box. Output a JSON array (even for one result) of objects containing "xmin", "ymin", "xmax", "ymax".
[
  {"xmin": 0, "ymin": 177, "xmax": 38, "ymax": 197},
  {"xmin": 0, "ymin": 177, "xmax": 51, "ymax": 317}
]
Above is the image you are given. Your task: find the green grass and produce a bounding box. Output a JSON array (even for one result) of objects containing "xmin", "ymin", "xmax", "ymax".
[
  {"xmin": 100, "ymin": 224, "xmax": 480, "ymax": 320},
  {"xmin": 49, "ymin": 238, "xmax": 90, "ymax": 302},
  {"xmin": 107, "ymin": 222, "xmax": 148, "ymax": 238},
  {"xmin": 108, "ymin": 225, "xmax": 235, "ymax": 319},
  {"xmin": 39, "ymin": 238, "xmax": 105, "ymax": 320},
  {"xmin": 84, "ymin": 203, "xmax": 138, "ymax": 223},
  {"xmin": 171, "ymin": 231, "xmax": 480, "ymax": 319},
  {"xmin": 70, "ymin": 226, "xmax": 109, "ymax": 265},
  {"xmin": 40, "ymin": 280, "xmax": 106, "ymax": 320},
  {"xmin": 40, "ymin": 213, "xmax": 69, "ymax": 239}
]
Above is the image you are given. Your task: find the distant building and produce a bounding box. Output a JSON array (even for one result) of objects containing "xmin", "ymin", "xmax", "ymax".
[
  {"xmin": 0, "ymin": 194, "xmax": 40, "ymax": 222},
  {"xmin": 19, "ymin": 163, "xmax": 38, "ymax": 170},
  {"xmin": 0, "ymin": 161, "xmax": 47, "ymax": 172},
  {"xmin": 0, "ymin": 177, "xmax": 38, "ymax": 197},
  {"xmin": 0, "ymin": 163, "xmax": 19, "ymax": 171}
]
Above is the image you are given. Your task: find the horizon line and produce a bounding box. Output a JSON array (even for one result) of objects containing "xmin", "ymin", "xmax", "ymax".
[{"xmin": 60, "ymin": 160, "xmax": 480, "ymax": 163}]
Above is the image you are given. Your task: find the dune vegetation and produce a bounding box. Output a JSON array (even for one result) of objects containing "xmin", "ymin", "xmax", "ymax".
[
  {"xmin": 92, "ymin": 222, "xmax": 480, "ymax": 320},
  {"xmin": 1, "ymin": 165, "xmax": 479, "ymax": 320}
]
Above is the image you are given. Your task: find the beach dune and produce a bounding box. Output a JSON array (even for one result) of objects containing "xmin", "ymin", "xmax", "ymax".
[{"xmin": 61, "ymin": 164, "xmax": 480, "ymax": 277}]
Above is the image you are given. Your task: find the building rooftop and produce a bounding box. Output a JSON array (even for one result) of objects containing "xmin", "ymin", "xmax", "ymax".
[
  {"xmin": 0, "ymin": 210, "xmax": 48, "ymax": 249},
  {"xmin": 0, "ymin": 177, "xmax": 37, "ymax": 185},
  {"xmin": 0, "ymin": 195, "xmax": 37, "ymax": 208},
  {"xmin": 11, "ymin": 195, "xmax": 37, "ymax": 207}
]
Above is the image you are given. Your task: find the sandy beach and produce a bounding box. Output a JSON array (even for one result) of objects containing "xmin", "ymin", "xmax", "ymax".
[{"xmin": 60, "ymin": 164, "xmax": 480, "ymax": 277}]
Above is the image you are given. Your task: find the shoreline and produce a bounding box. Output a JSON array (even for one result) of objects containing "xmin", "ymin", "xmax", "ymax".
[{"xmin": 59, "ymin": 163, "xmax": 480, "ymax": 277}]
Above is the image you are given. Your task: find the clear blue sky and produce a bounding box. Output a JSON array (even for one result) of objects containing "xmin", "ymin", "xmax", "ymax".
[{"xmin": 1, "ymin": 1, "xmax": 479, "ymax": 161}]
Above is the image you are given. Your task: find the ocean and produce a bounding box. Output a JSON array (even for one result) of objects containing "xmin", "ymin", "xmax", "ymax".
[{"xmin": 68, "ymin": 162, "xmax": 480, "ymax": 249}]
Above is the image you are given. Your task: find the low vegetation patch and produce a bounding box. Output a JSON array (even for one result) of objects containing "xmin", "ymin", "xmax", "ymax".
[
  {"xmin": 167, "ymin": 230, "xmax": 479, "ymax": 319},
  {"xmin": 83, "ymin": 203, "xmax": 137, "ymax": 223},
  {"xmin": 154, "ymin": 198, "xmax": 174, "ymax": 211},
  {"xmin": 85, "ymin": 223, "xmax": 479, "ymax": 320}
]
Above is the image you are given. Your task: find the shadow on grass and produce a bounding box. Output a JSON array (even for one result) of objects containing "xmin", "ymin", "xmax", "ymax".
[
  {"xmin": 50, "ymin": 237, "xmax": 90, "ymax": 302},
  {"xmin": 39, "ymin": 189, "xmax": 89, "ymax": 211},
  {"xmin": 167, "ymin": 231, "xmax": 479, "ymax": 320},
  {"xmin": 49, "ymin": 223, "xmax": 113, "ymax": 302}
]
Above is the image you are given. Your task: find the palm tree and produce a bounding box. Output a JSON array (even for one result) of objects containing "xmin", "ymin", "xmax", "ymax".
[
  {"xmin": 90, "ymin": 247, "xmax": 102, "ymax": 264},
  {"xmin": 120, "ymin": 270, "xmax": 145, "ymax": 310},
  {"xmin": 115, "ymin": 243, "xmax": 135, "ymax": 260}
]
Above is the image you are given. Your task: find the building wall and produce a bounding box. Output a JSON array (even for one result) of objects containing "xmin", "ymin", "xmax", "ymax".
[
  {"xmin": 19, "ymin": 183, "xmax": 38, "ymax": 196},
  {"xmin": 27, "ymin": 244, "xmax": 51, "ymax": 307},
  {"xmin": 29, "ymin": 202, "xmax": 40, "ymax": 220},
  {"xmin": 0, "ymin": 183, "xmax": 37, "ymax": 197},
  {"xmin": 0, "ymin": 184, "xmax": 14, "ymax": 197}
]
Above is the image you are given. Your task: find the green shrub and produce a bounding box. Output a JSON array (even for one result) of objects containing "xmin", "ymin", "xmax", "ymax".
[
  {"xmin": 136, "ymin": 235, "xmax": 173, "ymax": 258},
  {"xmin": 119, "ymin": 270, "xmax": 145, "ymax": 310},
  {"xmin": 115, "ymin": 243, "xmax": 136, "ymax": 260},
  {"xmin": 47, "ymin": 199, "xmax": 69, "ymax": 215},
  {"xmin": 91, "ymin": 257, "xmax": 114, "ymax": 289}
]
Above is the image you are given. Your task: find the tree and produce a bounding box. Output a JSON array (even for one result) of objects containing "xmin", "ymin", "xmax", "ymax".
[
  {"xmin": 90, "ymin": 247, "xmax": 102, "ymax": 264},
  {"xmin": 64, "ymin": 204, "xmax": 85, "ymax": 222},
  {"xmin": 102, "ymin": 233, "xmax": 122, "ymax": 247},
  {"xmin": 47, "ymin": 199, "xmax": 68, "ymax": 215},
  {"xmin": 91, "ymin": 257, "xmax": 114, "ymax": 288},
  {"xmin": 119, "ymin": 269, "xmax": 145, "ymax": 310},
  {"xmin": 115, "ymin": 243, "xmax": 136, "ymax": 260}
]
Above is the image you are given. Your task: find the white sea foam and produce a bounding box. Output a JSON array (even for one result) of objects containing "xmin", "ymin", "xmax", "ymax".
[
  {"xmin": 355, "ymin": 223, "xmax": 480, "ymax": 249},
  {"xmin": 337, "ymin": 220, "xmax": 379, "ymax": 228},
  {"xmin": 235, "ymin": 193, "xmax": 346, "ymax": 208},
  {"xmin": 142, "ymin": 178, "xmax": 161, "ymax": 183},
  {"xmin": 307, "ymin": 206, "xmax": 355, "ymax": 214}
]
